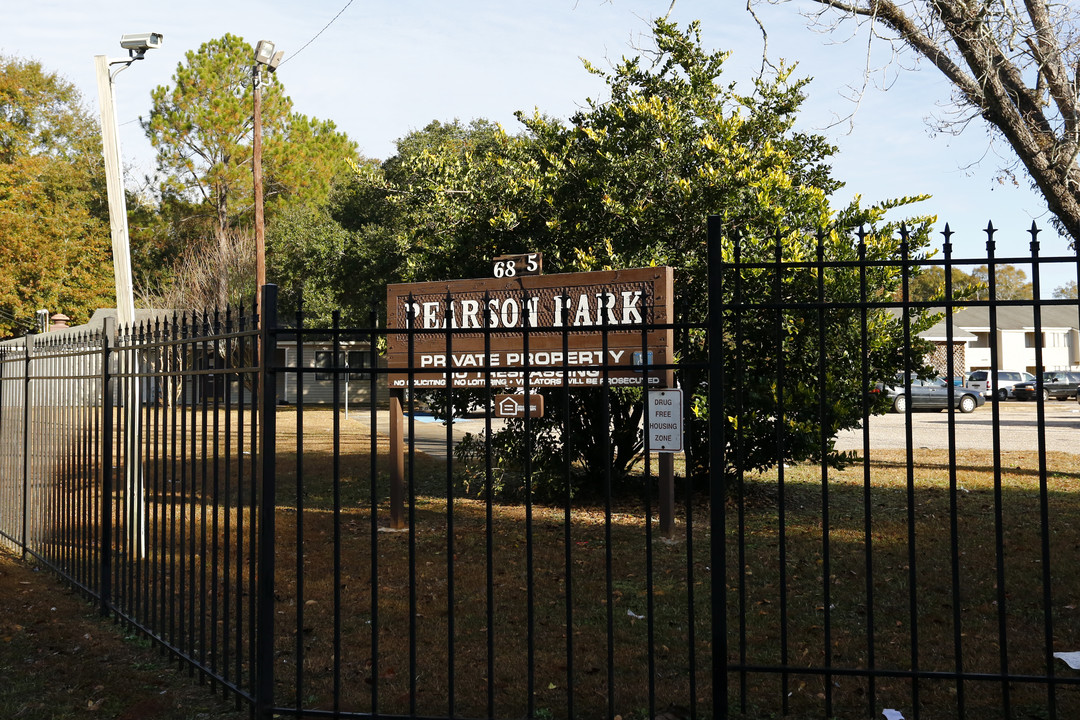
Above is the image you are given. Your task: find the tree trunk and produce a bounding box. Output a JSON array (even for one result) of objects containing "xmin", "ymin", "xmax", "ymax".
[{"xmin": 215, "ymin": 180, "xmax": 229, "ymax": 310}]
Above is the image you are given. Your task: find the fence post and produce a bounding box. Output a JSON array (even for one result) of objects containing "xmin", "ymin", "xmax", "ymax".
[
  {"xmin": 255, "ymin": 284, "xmax": 278, "ymax": 718},
  {"xmin": 20, "ymin": 333, "xmax": 33, "ymax": 556},
  {"xmin": 100, "ymin": 317, "xmax": 115, "ymax": 615},
  {"xmin": 707, "ymin": 215, "xmax": 728, "ymax": 718},
  {"xmin": 0, "ymin": 350, "xmax": 4, "ymax": 547}
]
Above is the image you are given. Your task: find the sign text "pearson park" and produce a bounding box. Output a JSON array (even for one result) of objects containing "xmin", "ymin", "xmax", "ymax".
[
  {"xmin": 386, "ymin": 267, "xmax": 673, "ymax": 390},
  {"xmin": 403, "ymin": 290, "xmax": 645, "ymax": 331}
]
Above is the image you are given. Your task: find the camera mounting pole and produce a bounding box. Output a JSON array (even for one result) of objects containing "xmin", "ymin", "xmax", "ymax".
[{"xmin": 93, "ymin": 32, "xmax": 162, "ymax": 561}]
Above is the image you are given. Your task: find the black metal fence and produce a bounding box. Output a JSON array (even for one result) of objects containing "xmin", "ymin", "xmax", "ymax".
[
  {"xmin": 0, "ymin": 308, "xmax": 264, "ymax": 708},
  {"xmin": 0, "ymin": 220, "xmax": 1079, "ymax": 719},
  {"xmin": 709, "ymin": 219, "xmax": 1080, "ymax": 720}
]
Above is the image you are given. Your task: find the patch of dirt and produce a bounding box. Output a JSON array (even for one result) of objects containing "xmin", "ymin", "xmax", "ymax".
[{"xmin": 0, "ymin": 550, "xmax": 247, "ymax": 720}]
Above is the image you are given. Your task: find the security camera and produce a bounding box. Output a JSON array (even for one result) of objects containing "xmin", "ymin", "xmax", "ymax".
[{"xmin": 119, "ymin": 32, "xmax": 164, "ymax": 58}]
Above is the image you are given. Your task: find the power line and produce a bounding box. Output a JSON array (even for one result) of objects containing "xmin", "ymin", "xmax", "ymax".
[{"xmin": 280, "ymin": 0, "xmax": 355, "ymax": 68}]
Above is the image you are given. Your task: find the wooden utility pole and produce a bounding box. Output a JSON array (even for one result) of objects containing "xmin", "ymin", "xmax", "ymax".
[{"xmin": 253, "ymin": 65, "xmax": 266, "ymax": 321}]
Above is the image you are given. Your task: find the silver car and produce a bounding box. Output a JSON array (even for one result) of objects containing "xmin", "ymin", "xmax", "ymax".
[{"xmin": 965, "ymin": 369, "xmax": 1035, "ymax": 401}]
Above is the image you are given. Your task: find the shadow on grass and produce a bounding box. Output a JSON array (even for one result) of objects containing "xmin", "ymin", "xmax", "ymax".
[{"xmin": 25, "ymin": 410, "xmax": 1080, "ymax": 719}]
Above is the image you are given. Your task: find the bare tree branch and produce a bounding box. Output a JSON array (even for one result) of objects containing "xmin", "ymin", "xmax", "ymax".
[
  {"xmin": 148, "ymin": 228, "xmax": 257, "ymax": 312},
  {"xmin": 755, "ymin": 0, "xmax": 1080, "ymax": 245}
]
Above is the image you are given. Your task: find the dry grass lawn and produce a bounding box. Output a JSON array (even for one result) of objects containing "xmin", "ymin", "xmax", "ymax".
[{"xmin": 3, "ymin": 406, "xmax": 1080, "ymax": 720}]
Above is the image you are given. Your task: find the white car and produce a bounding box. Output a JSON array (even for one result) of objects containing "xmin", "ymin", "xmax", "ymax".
[{"xmin": 965, "ymin": 369, "xmax": 1035, "ymax": 401}]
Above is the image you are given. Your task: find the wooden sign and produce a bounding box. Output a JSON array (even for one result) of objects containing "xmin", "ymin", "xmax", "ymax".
[
  {"xmin": 386, "ymin": 266, "xmax": 673, "ymax": 390},
  {"xmin": 494, "ymin": 393, "xmax": 544, "ymax": 418}
]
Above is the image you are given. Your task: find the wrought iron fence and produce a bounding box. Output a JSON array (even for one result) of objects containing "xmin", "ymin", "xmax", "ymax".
[
  {"xmin": 0, "ymin": 281, "xmax": 709, "ymax": 719},
  {"xmin": 262, "ymin": 273, "xmax": 709, "ymax": 719},
  {"xmin": 708, "ymin": 218, "xmax": 1080, "ymax": 720},
  {"xmin": 0, "ymin": 221, "xmax": 1078, "ymax": 719},
  {"xmin": 0, "ymin": 307, "xmax": 264, "ymax": 708}
]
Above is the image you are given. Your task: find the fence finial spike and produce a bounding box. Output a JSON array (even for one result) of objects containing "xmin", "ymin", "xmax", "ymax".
[{"xmin": 941, "ymin": 224, "xmax": 954, "ymax": 257}]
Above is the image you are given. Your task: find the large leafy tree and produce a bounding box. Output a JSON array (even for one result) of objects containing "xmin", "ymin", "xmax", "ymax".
[
  {"xmin": 517, "ymin": 19, "xmax": 936, "ymax": 486},
  {"xmin": 265, "ymin": 152, "xmax": 407, "ymax": 325},
  {"xmin": 901, "ymin": 265, "xmax": 981, "ymax": 302},
  {"xmin": 268, "ymin": 202, "xmax": 404, "ymax": 325},
  {"xmin": 969, "ymin": 264, "xmax": 1034, "ymax": 300},
  {"xmin": 752, "ymin": 0, "xmax": 1080, "ymax": 247},
  {"xmin": 348, "ymin": 19, "xmax": 936, "ymax": 489},
  {"xmin": 1053, "ymin": 280, "xmax": 1078, "ymax": 299},
  {"xmin": 127, "ymin": 179, "xmax": 207, "ymax": 300},
  {"xmin": 0, "ymin": 56, "xmax": 115, "ymax": 336},
  {"xmin": 144, "ymin": 34, "xmax": 358, "ymax": 308}
]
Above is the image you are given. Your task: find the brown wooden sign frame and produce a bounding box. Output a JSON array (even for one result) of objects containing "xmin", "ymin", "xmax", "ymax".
[{"xmin": 385, "ymin": 266, "xmax": 677, "ymax": 536}]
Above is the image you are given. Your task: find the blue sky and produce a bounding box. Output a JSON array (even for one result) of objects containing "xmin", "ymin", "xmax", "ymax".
[{"xmin": 5, "ymin": 0, "xmax": 1077, "ymax": 293}]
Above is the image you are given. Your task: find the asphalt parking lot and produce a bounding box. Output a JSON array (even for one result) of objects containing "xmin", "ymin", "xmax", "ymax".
[
  {"xmin": 356, "ymin": 400, "xmax": 1080, "ymax": 457},
  {"xmin": 834, "ymin": 400, "xmax": 1080, "ymax": 453}
]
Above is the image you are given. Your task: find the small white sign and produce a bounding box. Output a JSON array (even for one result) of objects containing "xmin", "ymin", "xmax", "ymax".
[{"xmin": 647, "ymin": 389, "xmax": 683, "ymax": 452}]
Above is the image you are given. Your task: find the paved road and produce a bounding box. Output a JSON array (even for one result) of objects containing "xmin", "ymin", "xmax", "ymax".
[
  {"xmin": 347, "ymin": 410, "xmax": 505, "ymax": 459},
  {"xmin": 834, "ymin": 401, "xmax": 1080, "ymax": 453},
  {"xmin": 346, "ymin": 403, "xmax": 1079, "ymax": 457}
]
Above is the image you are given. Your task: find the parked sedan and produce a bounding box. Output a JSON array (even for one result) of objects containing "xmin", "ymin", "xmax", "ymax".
[
  {"xmin": 877, "ymin": 375, "xmax": 986, "ymax": 414},
  {"xmin": 1012, "ymin": 371, "xmax": 1080, "ymax": 401}
]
